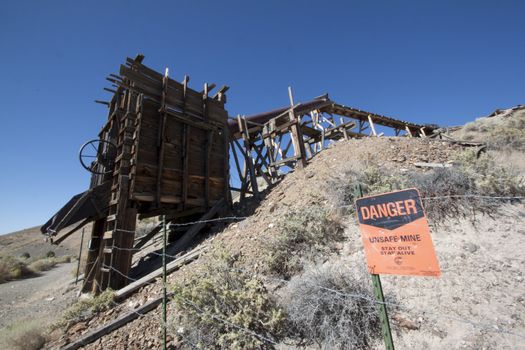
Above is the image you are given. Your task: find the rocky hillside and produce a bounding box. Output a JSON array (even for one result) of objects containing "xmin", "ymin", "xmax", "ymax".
[
  {"xmin": 4, "ymin": 107, "xmax": 525, "ymax": 350},
  {"xmin": 40, "ymin": 128, "xmax": 525, "ymax": 349}
]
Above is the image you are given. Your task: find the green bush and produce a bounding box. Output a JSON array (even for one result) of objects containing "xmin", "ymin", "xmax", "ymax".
[
  {"xmin": 265, "ymin": 206, "xmax": 345, "ymax": 278},
  {"xmin": 58, "ymin": 290, "xmax": 115, "ymax": 327},
  {"xmin": 173, "ymin": 251, "xmax": 286, "ymax": 349},
  {"xmin": 456, "ymin": 149, "xmax": 525, "ymax": 196},
  {"xmin": 46, "ymin": 251, "xmax": 56, "ymax": 258}
]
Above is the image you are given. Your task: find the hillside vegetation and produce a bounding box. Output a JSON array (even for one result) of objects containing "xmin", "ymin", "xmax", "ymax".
[
  {"xmin": 12, "ymin": 107, "xmax": 525, "ymax": 350},
  {"xmin": 42, "ymin": 137, "xmax": 524, "ymax": 349}
]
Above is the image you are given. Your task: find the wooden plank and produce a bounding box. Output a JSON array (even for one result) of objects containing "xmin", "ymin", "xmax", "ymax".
[
  {"xmin": 115, "ymin": 245, "xmax": 206, "ymax": 300},
  {"xmin": 133, "ymin": 223, "xmax": 163, "ymax": 250},
  {"xmin": 237, "ymin": 116, "xmax": 259, "ymax": 197},
  {"xmin": 414, "ymin": 162, "xmax": 452, "ymax": 168},
  {"xmin": 204, "ymin": 130, "xmax": 214, "ymax": 208},
  {"xmin": 60, "ymin": 295, "xmax": 167, "ymax": 350},
  {"xmin": 164, "ymin": 199, "xmax": 226, "ymax": 256}
]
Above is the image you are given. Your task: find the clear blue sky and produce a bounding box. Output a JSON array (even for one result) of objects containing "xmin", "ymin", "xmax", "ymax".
[{"xmin": 0, "ymin": 1, "xmax": 523, "ymax": 234}]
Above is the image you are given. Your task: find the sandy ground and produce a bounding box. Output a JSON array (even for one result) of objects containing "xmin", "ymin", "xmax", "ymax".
[
  {"xmin": 0, "ymin": 262, "xmax": 78, "ymax": 330},
  {"xmin": 358, "ymin": 205, "xmax": 525, "ymax": 350}
]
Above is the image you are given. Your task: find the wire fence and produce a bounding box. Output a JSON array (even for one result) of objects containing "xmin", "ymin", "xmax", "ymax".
[{"xmin": 73, "ymin": 194, "xmax": 525, "ymax": 349}]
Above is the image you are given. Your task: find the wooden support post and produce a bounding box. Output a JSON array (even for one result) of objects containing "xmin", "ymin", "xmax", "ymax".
[
  {"xmin": 75, "ymin": 228, "xmax": 85, "ymax": 285},
  {"xmin": 222, "ymin": 126, "xmax": 231, "ymax": 208},
  {"xmin": 109, "ymin": 207, "xmax": 137, "ymax": 290},
  {"xmin": 156, "ymin": 68, "xmax": 169, "ymax": 208},
  {"xmin": 204, "ymin": 130, "xmax": 213, "ymax": 209},
  {"xmin": 405, "ymin": 126, "xmax": 413, "ymax": 138},
  {"xmin": 181, "ymin": 75, "xmax": 190, "ymax": 209},
  {"xmin": 420, "ymin": 127, "xmax": 426, "ymax": 137},
  {"xmin": 368, "ymin": 115, "xmax": 378, "ymax": 136},
  {"xmin": 82, "ymin": 218, "xmax": 105, "ymax": 293},
  {"xmin": 237, "ymin": 115, "xmax": 259, "ymax": 197},
  {"xmin": 340, "ymin": 116, "xmax": 349, "ymax": 140},
  {"xmin": 287, "ymin": 87, "xmax": 307, "ymax": 168}
]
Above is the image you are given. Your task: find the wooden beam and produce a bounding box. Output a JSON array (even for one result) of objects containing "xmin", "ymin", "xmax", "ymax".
[
  {"xmin": 164, "ymin": 199, "xmax": 226, "ymax": 257},
  {"xmin": 114, "ymin": 245, "xmax": 206, "ymax": 300},
  {"xmin": 61, "ymin": 295, "xmax": 168, "ymax": 350},
  {"xmin": 368, "ymin": 115, "xmax": 378, "ymax": 136},
  {"xmin": 237, "ymin": 115, "xmax": 259, "ymax": 197}
]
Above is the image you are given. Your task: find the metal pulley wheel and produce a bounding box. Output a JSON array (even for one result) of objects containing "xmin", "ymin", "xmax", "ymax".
[{"xmin": 79, "ymin": 139, "xmax": 117, "ymax": 175}]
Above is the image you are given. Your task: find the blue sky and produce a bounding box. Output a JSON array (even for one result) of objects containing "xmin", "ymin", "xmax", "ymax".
[{"xmin": 0, "ymin": 1, "xmax": 523, "ymax": 234}]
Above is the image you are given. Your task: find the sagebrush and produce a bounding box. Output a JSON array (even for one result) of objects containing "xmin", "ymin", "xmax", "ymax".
[
  {"xmin": 173, "ymin": 251, "xmax": 286, "ymax": 349},
  {"xmin": 58, "ymin": 290, "xmax": 115, "ymax": 327},
  {"xmin": 280, "ymin": 261, "xmax": 380, "ymax": 349},
  {"xmin": 327, "ymin": 150, "xmax": 525, "ymax": 224},
  {"xmin": 265, "ymin": 206, "xmax": 345, "ymax": 278}
]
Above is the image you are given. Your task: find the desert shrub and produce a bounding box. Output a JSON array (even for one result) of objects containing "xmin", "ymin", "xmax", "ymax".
[
  {"xmin": 326, "ymin": 151, "xmax": 524, "ymax": 224},
  {"xmin": 327, "ymin": 165, "xmax": 405, "ymax": 214},
  {"xmin": 462, "ymin": 121, "xmax": 480, "ymax": 133},
  {"xmin": 487, "ymin": 112, "xmax": 525, "ymax": 151},
  {"xmin": 58, "ymin": 290, "xmax": 115, "ymax": 327},
  {"xmin": 407, "ymin": 167, "xmax": 485, "ymax": 222},
  {"xmin": 20, "ymin": 252, "xmax": 30, "ymax": 259},
  {"xmin": 265, "ymin": 206, "xmax": 345, "ymax": 278},
  {"xmin": 1, "ymin": 320, "xmax": 46, "ymax": 350},
  {"xmin": 405, "ymin": 149, "xmax": 525, "ymax": 223},
  {"xmin": 173, "ymin": 251, "xmax": 286, "ymax": 349},
  {"xmin": 280, "ymin": 262, "xmax": 380, "ymax": 349},
  {"xmin": 456, "ymin": 149, "xmax": 525, "ymax": 196},
  {"xmin": 28, "ymin": 255, "xmax": 72, "ymax": 273},
  {"xmin": 0, "ymin": 256, "xmax": 33, "ymax": 283},
  {"xmin": 46, "ymin": 251, "xmax": 56, "ymax": 258},
  {"xmin": 28, "ymin": 258, "xmax": 57, "ymax": 272}
]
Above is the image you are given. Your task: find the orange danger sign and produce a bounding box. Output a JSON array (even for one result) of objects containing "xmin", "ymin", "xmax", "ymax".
[{"xmin": 355, "ymin": 188, "xmax": 440, "ymax": 277}]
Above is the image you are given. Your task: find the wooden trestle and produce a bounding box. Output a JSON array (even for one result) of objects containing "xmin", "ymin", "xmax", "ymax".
[{"xmin": 229, "ymin": 90, "xmax": 434, "ymax": 200}]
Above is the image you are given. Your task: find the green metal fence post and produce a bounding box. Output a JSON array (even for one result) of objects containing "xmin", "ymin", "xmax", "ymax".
[
  {"xmin": 354, "ymin": 184, "xmax": 395, "ymax": 350},
  {"xmin": 162, "ymin": 215, "xmax": 167, "ymax": 350}
]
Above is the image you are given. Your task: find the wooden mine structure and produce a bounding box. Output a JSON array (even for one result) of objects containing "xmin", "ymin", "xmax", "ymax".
[
  {"xmin": 41, "ymin": 55, "xmax": 435, "ymax": 294},
  {"xmin": 229, "ymin": 89, "xmax": 435, "ymax": 200}
]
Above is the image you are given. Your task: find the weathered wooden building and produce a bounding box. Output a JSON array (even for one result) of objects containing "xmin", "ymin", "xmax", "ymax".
[{"xmin": 42, "ymin": 55, "xmax": 230, "ymax": 292}]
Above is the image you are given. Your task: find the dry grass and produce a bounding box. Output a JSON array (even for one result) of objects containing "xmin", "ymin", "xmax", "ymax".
[
  {"xmin": 0, "ymin": 254, "xmax": 72, "ymax": 283},
  {"xmin": 0, "ymin": 319, "xmax": 47, "ymax": 350},
  {"xmin": 0, "ymin": 255, "xmax": 34, "ymax": 283},
  {"xmin": 28, "ymin": 256, "xmax": 71, "ymax": 273}
]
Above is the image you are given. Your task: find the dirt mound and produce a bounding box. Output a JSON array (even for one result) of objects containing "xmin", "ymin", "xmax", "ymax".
[{"xmin": 45, "ymin": 137, "xmax": 525, "ymax": 350}]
